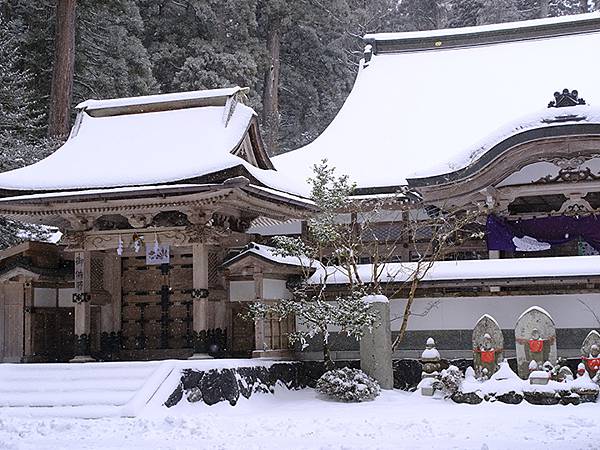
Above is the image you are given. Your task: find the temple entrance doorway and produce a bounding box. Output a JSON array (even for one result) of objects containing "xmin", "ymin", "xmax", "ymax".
[
  {"xmin": 31, "ymin": 308, "xmax": 74, "ymax": 362},
  {"xmin": 120, "ymin": 248, "xmax": 194, "ymax": 358}
]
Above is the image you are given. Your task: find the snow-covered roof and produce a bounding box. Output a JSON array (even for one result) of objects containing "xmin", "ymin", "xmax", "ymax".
[
  {"xmin": 0, "ymin": 87, "xmax": 299, "ymax": 196},
  {"xmin": 309, "ymin": 255, "xmax": 600, "ymax": 285},
  {"xmin": 76, "ymin": 87, "xmax": 243, "ymax": 112},
  {"xmin": 274, "ymin": 13, "xmax": 600, "ymax": 191},
  {"xmin": 222, "ymin": 242, "xmax": 314, "ymax": 269}
]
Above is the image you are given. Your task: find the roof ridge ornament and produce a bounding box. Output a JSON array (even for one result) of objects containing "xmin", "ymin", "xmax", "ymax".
[{"xmin": 548, "ymin": 89, "xmax": 586, "ymax": 108}]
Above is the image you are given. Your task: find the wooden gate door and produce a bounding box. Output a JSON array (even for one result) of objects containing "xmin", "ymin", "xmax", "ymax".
[
  {"xmin": 32, "ymin": 308, "xmax": 74, "ymax": 362},
  {"xmin": 230, "ymin": 302, "xmax": 255, "ymax": 357},
  {"xmin": 121, "ymin": 250, "xmax": 193, "ymax": 353},
  {"xmin": 0, "ymin": 283, "xmax": 24, "ymax": 362}
]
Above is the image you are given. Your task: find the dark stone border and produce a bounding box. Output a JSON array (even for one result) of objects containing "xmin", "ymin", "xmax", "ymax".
[
  {"xmin": 163, "ymin": 357, "xmax": 595, "ymax": 408},
  {"xmin": 165, "ymin": 361, "xmax": 338, "ymax": 408}
]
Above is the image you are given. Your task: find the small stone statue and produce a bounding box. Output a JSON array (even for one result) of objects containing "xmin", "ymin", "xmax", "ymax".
[
  {"xmin": 551, "ymin": 357, "xmax": 573, "ymax": 382},
  {"xmin": 529, "ymin": 359, "xmax": 539, "ymax": 373},
  {"xmin": 572, "ymin": 362, "xmax": 600, "ymax": 403},
  {"xmin": 577, "ymin": 362, "xmax": 586, "ymax": 378},
  {"xmin": 583, "ymin": 343, "xmax": 600, "ymax": 377}
]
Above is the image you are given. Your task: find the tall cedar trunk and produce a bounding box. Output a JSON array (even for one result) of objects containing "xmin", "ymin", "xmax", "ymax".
[
  {"xmin": 539, "ymin": 0, "xmax": 549, "ymax": 17},
  {"xmin": 434, "ymin": 1, "xmax": 448, "ymax": 29},
  {"xmin": 262, "ymin": 16, "xmax": 281, "ymax": 155},
  {"xmin": 48, "ymin": 0, "xmax": 76, "ymax": 138}
]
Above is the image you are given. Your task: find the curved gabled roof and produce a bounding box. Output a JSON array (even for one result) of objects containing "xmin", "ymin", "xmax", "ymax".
[
  {"xmin": 274, "ymin": 13, "xmax": 600, "ymax": 192},
  {"xmin": 0, "ymin": 87, "xmax": 298, "ymax": 197}
]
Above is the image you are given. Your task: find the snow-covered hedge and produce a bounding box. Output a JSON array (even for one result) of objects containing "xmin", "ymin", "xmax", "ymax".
[{"xmin": 316, "ymin": 367, "xmax": 380, "ymax": 402}]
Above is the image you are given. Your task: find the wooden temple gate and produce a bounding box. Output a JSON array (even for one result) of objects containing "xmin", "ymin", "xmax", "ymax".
[
  {"xmin": 0, "ymin": 88, "xmax": 314, "ymax": 363},
  {"xmin": 121, "ymin": 250, "xmax": 194, "ymax": 353}
]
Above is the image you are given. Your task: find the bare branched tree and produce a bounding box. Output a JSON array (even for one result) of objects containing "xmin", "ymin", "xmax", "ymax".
[{"xmin": 246, "ymin": 159, "xmax": 485, "ymax": 366}]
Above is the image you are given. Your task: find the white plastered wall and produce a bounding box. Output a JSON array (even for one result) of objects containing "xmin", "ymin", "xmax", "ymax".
[
  {"xmin": 229, "ymin": 279, "xmax": 293, "ymax": 301},
  {"xmin": 389, "ymin": 293, "xmax": 600, "ymax": 330}
]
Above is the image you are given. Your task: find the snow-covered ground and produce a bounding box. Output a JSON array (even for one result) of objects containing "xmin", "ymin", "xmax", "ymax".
[{"xmin": 1, "ymin": 388, "xmax": 599, "ymax": 450}]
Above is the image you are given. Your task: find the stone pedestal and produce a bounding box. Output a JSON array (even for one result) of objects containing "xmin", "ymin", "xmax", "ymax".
[{"xmin": 359, "ymin": 295, "xmax": 393, "ymax": 390}]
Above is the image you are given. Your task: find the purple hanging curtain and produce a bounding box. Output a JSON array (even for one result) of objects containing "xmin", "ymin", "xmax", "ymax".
[{"xmin": 486, "ymin": 214, "xmax": 600, "ymax": 252}]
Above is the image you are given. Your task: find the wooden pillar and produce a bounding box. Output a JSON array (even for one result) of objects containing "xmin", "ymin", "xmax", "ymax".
[
  {"xmin": 189, "ymin": 243, "xmax": 213, "ymax": 359},
  {"xmin": 253, "ymin": 269, "xmax": 266, "ymax": 356},
  {"xmin": 105, "ymin": 253, "xmax": 122, "ymax": 333},
  {"xmin": 22, "ymin": 281, "xmax": 34, "ymax": 362},
  {"xmin": 70, "ymin": 251, "xmax": 95, "ymax": 362}
]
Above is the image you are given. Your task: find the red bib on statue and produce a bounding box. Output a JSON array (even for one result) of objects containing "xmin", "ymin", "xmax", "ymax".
[
  {"xmin": 481, "ymin": 350, "xmax": 495, "ymax": 364},
  {"xmin": 585, "ymin": 358, "xmax": 600, "ymax": 371},
  {"xmin": 529, "ymin": 340, "xmax": 544, "ymax": 353}
]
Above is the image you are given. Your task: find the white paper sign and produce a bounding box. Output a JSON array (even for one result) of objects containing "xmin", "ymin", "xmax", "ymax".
[{"xmin": 146, "ymin": 245, "xmax": 170, "ymax": 265}]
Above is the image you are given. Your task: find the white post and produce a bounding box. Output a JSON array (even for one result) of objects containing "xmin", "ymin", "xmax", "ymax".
[
  {"xmin": 488, "ymin": 250, "xmax": 501, "ymax": 292},
  {"xmin": 189, "ymin": 243, "xmax": 213, "ymax": 359},
  {"xmin": 70, "ymin": 251, "xmax": 95, "ymax": 362}
]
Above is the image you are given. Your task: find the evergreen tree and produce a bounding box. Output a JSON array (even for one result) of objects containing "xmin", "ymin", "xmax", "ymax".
[
  {"xmin": 0, "ymin": 13, "xmax": 58, "ymax": 248},
  {"xmin": 0, "ymin": 18, "xmax": 43, "ymax": 134},
  {"xmin": 448, "ymin": 0, "xmax": 484, "ymax": 27},
  {"xmin": 1, "ymin": 0, "xmax": 55, "ymax": 133},
  {"xmin": 75, "ymin": 0, "xmax": 157, "ymax": 102}
]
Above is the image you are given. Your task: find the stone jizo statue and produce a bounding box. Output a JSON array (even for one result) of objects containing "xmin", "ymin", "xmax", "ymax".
[
  {"xmin": 580, "ymin": 330, "xmax": 600, "ymax": 377},
  {"xmin": 515, "ymin": 307, "xmax": 557, "ymax": 378},
  {"xmin": 472, "ymin": 314, "xmax": 504, "ymax": 379}
]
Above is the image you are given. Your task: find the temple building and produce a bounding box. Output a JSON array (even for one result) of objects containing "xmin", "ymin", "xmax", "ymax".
[
  {"xmin": 2, "ymin": 13, "xmax": 600, "ymax": 362},
  {"xmin": 0, "ymin": 88, "xmax": 314, "ymax": 362}
]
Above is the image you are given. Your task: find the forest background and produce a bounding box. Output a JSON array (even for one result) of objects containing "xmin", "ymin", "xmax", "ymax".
[{"xmin": 0, "ymin": 0, "xmax": 597, "ymax": 246}]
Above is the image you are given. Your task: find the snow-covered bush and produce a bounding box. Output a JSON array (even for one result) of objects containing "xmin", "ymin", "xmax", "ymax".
[
  {"xmin": 316, "ymin": 367, "xmax": 380, "ymax": 402},
  {"xmin": 439, "ymin": 365, "xmax": 463, "ymax": 397}
]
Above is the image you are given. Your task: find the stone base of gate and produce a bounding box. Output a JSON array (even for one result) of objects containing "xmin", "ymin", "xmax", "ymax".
[
  {"xmin": 188, "ymin": 353, "xmax": 214, "ymax": 360},
  {"xmin": 119, "ymin": 349, "xmax": 193, "ymax": 361},
  {"xmin": 252, "ymin": 349, "xmax": 294, "ymax": 359},
  {"xmin": 69, "ymin": 355, "xmax": 96, "ymax": 363}
]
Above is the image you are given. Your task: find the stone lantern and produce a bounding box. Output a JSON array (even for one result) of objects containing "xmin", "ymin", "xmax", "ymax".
[{"xmin": 420, "ymin": 337, "xmax": 442, "ymax": 396}]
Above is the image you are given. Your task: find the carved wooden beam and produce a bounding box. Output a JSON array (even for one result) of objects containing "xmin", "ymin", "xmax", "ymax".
[
  {"xmin": 61, "ymin": 225, "xmax": 238, "ymax": 251},
  {"xmin": 63, "ymin": 213, "xmax": 97, "ymax": 231},
  {"xmin": 126, "ymin": 213, "xmax": 156, "ymax": 229}
]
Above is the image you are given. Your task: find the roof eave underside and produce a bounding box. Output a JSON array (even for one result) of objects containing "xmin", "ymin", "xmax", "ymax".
[
  {"xmin": 0, "ymin": 181, "xmax": 315, "ymax": 218},
  {"xmin": 407, "ymin": 122, "xmax": 600, "ymax": 188},
  {"xmin": 365, "ymin": 13, "xmax": 600, "ymax": 54}
]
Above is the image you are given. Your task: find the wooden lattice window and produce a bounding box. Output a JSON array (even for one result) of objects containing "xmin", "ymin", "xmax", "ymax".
[
  {"xmin": 91, "ymin": 258, "xmax": 104, "ymax": 291},
  {"xmin": 208, "ymin": 251, "xmax": 221, "ymax": 288}
]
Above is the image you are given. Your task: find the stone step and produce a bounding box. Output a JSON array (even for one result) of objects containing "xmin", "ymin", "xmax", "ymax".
[
  {"xmin": 0, "ymin": 390, "xmax": 136, "ymax": 407},
  {"xmin": 0, "ymin": 404, "xmax": 125, "ymax": 419},
  {"xmin": 0, "ymin": 360, "xmax": 176, "ymax": 415},
  {"xmin": 0, "ymin": 378, "xmax": 145, "ymax": 393}
]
